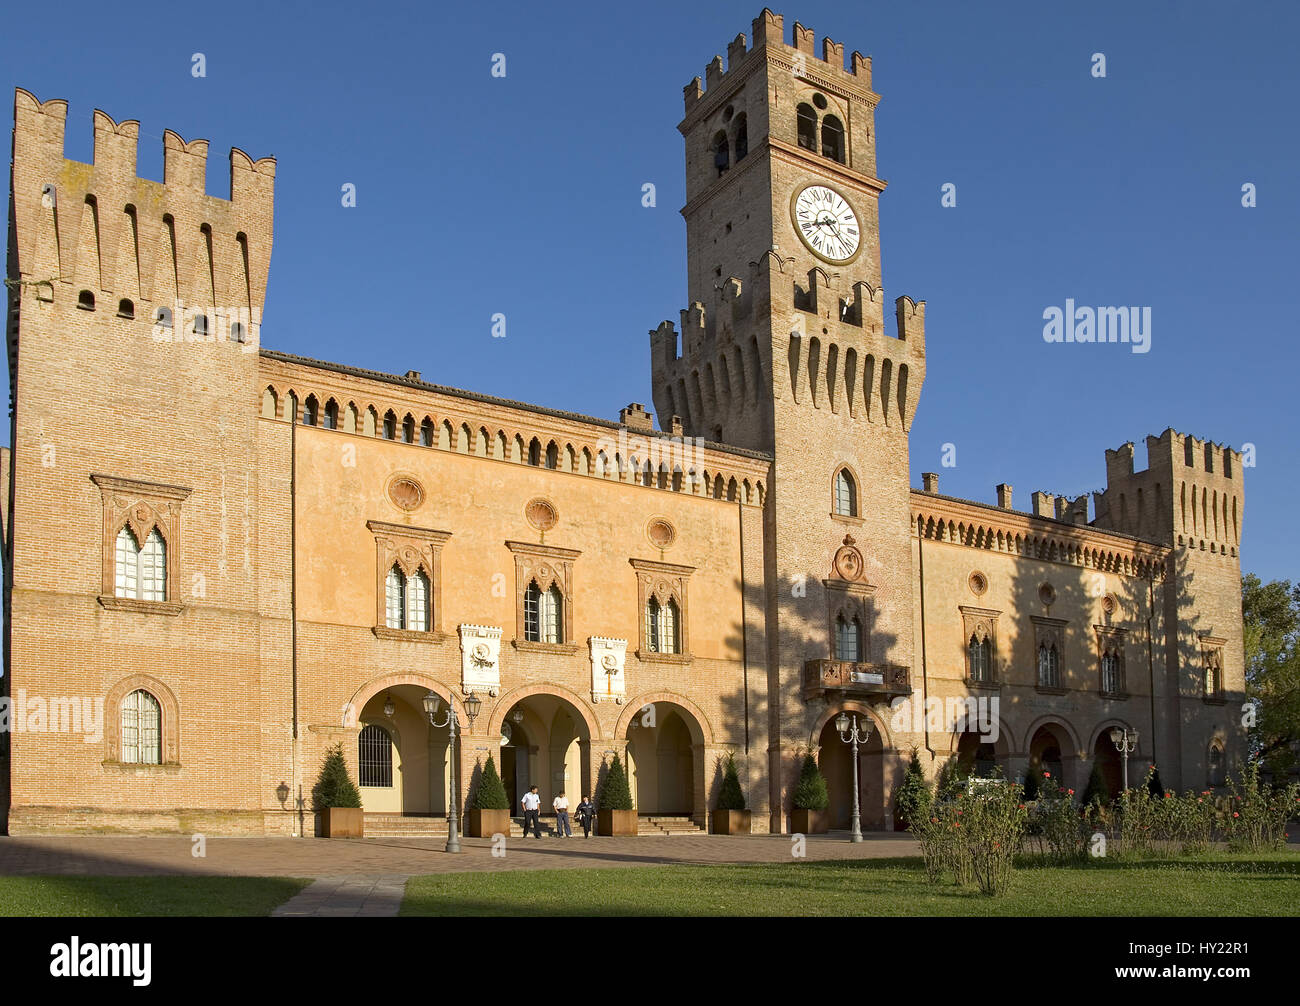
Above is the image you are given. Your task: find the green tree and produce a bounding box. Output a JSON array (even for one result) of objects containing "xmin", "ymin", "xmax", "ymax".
[
  {"xmin": 1081, "ymin": 760, "xmax": 1110, "ymax": 808},
  {"xmin": 717, "ymin": 752, "xmax": 747, "ymax": 811},
  {"xmin": 473, "ymin": 754, "xmax": 510, "ymax": 810},
  {"xmin": 599, "ymin": 754, "xmax": 634, "ymax": 811},
  {"xmin": 311, "ymin": 743, "xmax": 362, "ymax": 810},
  {"xmin": 792, "ymin": 752, "xmax": 829, "ymax": 810},
  {"xmin": 1242, "ymin": 573, "xmax": 1300, "ymax": 777},
  {"xmin": 893, "ymin": 747, "xmax": 932, "ymax": 828}
]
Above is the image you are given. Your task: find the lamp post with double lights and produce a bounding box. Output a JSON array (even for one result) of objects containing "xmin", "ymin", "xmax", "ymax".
[
  {"xmin": 423, "ymin": 689, "xmax": 482, "ymax": 853},
  {"xmin": 834, "ymin": 711, "xmax": 872, "ymax": 843},
  {"xmin": 1108, "ymin": 725, "xmax": 1138, "ymax": 792}
]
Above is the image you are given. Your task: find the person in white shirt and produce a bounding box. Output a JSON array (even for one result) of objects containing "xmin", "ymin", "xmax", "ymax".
[
  {"xmin": 521, "ymin": 785, "xmax": 542, "ymax": 838},
  {"xmin": 552, "ymin": 792, "xmax": 573, "ymax": 838}
]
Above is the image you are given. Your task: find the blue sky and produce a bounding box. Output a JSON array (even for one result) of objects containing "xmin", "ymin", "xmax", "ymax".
[{"xmin": 4, "ymin": 0, "xmax": 1297, "ymax": 584}]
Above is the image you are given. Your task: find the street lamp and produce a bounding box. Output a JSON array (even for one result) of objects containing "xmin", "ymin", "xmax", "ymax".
[
  {"xmin": 835, "ymin": 711, "xmax": 872, "ymax": 843},
  {"xmin": 424, "ymin": 690, "xmax": 478, "ymax": 854},
  {"xmin": 1109, "ymin": 725, "xmax": 1139, "ymax": 792}
]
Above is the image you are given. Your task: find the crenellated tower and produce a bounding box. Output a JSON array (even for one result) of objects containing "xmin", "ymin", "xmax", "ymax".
[
  {"xmin": 1093, "ymin": 429, "xmax": 1246, "ymax": 790},
  {"xmin": 649, "ymin": 11, "xmax": 926, "ymax": 828}
]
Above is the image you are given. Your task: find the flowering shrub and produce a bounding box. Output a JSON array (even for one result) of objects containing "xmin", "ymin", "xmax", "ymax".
[
  {"xmin": 960, "ymin": 780, "xmax": 1028, "ymax": 895},
  {"xmin": 1029, "ymin": 773, "xmax": 1085, "ymax": 862},
  {"xmin": 1223, "ymin": 762, "xmax": 1300, "ymax": 852}
]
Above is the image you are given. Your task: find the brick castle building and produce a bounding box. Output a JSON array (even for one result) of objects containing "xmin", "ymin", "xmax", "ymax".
[{"xmin": 1, "ymin": 10, "xmax": 1245, "ymax": 836}]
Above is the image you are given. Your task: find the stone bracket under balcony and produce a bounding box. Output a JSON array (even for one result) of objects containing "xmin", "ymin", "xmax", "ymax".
[{"xmin": 801, "ymin": 659, "xmax": 912, "ymax": 703}]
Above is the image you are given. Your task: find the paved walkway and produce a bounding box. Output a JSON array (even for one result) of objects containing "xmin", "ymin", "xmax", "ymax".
[
  {"xmin": 0, "ymin": 832, "xmax": 919, "ymax": 878},
  {"xmin": 271, "ymin": 874, "xmax": 409, "ymax": 917}
]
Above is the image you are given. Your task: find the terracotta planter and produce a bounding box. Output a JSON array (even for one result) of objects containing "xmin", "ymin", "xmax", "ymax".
[
  {"xmin": 790, "ymin": 808, "xmax": 827, "ymax": 834},
  {"xmin": 320, "ymin": 807, "xmax": 364, "ymax": 838},
  {"xmin": 711, "ymin": 809, "xmax": 751, "ymax": 835},
  {"xmin": 597, "ymin": 808, "xmax": 639, "ymax": 836},
  {"xmin": 467, "ymin": 808, "xmax": 511, "ymax": 838}
]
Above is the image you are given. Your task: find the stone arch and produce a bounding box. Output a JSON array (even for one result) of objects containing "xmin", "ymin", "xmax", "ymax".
[
  {"xmin": 615, "ymin": 691, "xmax": 713, "ymax": 746},
  {"xmin": 486, "ymin": 682, "xmax": 602, "ymax": 743},
  {"xmin": 347, "ymin": 671, "xmax": 467, "ymax": 726},
  {"xmin": 808, "ymin": 699, "xmax": 894, "ymax": 752},
  {"xmin": 1022, "ymin": 715, "xmax": 1082, "ymax": 758}
]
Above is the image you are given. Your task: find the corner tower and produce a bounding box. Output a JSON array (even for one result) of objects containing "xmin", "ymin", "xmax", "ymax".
[{"xmin": 650, "ymin": 11, "xmax": 926, "ymax": 829}]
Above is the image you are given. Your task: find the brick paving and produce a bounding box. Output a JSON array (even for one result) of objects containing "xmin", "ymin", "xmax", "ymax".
[{"xmin": 0, "ymin": 832, "xmax": 919, "ymax": 878}]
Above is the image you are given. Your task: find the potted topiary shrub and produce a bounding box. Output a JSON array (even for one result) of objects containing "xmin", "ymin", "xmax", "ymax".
[
  {"xmin": 312, "ymin": 742, "xmax": 364, "ymax": 838},
  {"xmin": 467, "ymin": 753, "xmax": 511, "ymax": 838},
  {"xmin": 597, "ymin": 754, "xmax": 638, "ymax": 836},
  {"xmin": 790, "ymin": 751, "xmax": 829, "ymax": 834},
  {"xmin": 893, "ymin": 747, "xmax": 932, "ymax": 831},
  {"xmin": 712, "ymin": 751, "xmax": 751, "ymax": 834}
]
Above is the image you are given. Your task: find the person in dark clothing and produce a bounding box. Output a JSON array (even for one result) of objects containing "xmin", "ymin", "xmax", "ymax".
[{"xmin": 575, "ymin": 795, "xmax": 596, "ymax": 838}]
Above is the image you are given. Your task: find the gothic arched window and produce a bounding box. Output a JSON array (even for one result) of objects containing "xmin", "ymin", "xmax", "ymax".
[
  {"xmin": 711, "ymin": 130, "xmax": 730, "ymax": 177},
  {"xmin": 835, "ymin": 615, "xmax": 862, "ymax": 662},
  {"xmin": 968, "ymin": 633, "xmax": 992, "ymax": 683},
  {"xmin": 115, "ymin": 526, "xmax": 167, "ymax": 601},
  {"xmin": 524, "ymin": 580, "xmax": 563, "ymax": 644}
]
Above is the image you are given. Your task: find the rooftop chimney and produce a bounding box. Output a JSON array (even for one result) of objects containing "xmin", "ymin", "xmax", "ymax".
[
  {"xmin": 922, "ymin": 472, "xmax": 939, "ymax": 493},
  {"xmin": 620, "ymin": 403, "xmax": 654, "ymax": 432},
  {"xmin": 1031, "ymin": 491, "xmax": 1055, "ymax": 518},
  {"xmin": 996, "ymin": 483, "xmax": 1013, "ymax": 509}
]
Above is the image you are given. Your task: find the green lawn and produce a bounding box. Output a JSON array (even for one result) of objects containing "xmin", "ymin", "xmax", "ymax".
[
  {"xmin": 0, "ymin": 876, "xmax": 311, "ymax": 916},
  {"xmin": 401, "ymin": 854, "xmax": 1300, "ymax": 916}
]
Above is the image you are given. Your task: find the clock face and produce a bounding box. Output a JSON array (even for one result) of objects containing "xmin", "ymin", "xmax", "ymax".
[{"xmin": 791, "ymin": 184, "xmax": 861, "ymax": 262}]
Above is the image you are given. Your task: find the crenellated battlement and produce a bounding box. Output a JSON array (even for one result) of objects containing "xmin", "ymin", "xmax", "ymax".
[
  {"xmin": 10, "ymin": 88, "xmax": 275, "ymax": 323},
  {"xmin": 1093, "ymin": 428, "xmax": 1243, "ymax": 556},
  {"xmin": 683, "ymin": 9, "xmax": 873, "ymax": 115}
]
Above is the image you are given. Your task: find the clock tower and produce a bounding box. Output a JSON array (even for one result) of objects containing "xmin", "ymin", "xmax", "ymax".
[{"xmin": 649, "ymin": 9, "xmax": 927, "ymax": 829}]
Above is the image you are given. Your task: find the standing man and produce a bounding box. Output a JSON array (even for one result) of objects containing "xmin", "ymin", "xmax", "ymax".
[
  {"xmin": 552, "ymin": 791, "xmax": 573, "ymax": 838},
  {"xmin": 575, "ymin": 794, "xmax": 596, "ymax": 838},
  {"xmin": 521, "ymin": 785, "xmax": 542, "ymax": 839}
]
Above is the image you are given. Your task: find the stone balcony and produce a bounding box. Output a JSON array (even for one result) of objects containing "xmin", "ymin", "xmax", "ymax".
[{"xmin": 801, "ymin": 659, "xmax": 912, "ymax": 703}]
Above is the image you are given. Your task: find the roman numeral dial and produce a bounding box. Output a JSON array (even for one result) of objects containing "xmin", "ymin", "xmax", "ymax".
[{"xmin": 791, "ymin": 184, "xmax": 861, "ymax": 264}]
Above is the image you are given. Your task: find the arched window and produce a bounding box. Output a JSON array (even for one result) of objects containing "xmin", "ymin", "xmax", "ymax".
[
  {"xmin": 821, "ymin": 115, "xmax": 845, "ymax": 163},
  {"xmin": 1207, "ymin": 742, "xmax": 1225, "ymax": 787},
  {"xmin": 358, "ymin": 724, "xmax": 393, "ymax": 788},
  {"xmin": 545, "ymin": 442, "xmax": 559, "ymax": 470},
  {"xmin": 733, "ymin": 113, "xmax": 748, "ymax": 161},
  {"xmin": 302, "ymin": 394, "xmax": 318, "ymax": 426},
  {"xmin": 406, "ymin": 569, "xmax": 430, "ymax": 632},
  {"xmin": 646, "ymin": 596, "xmax": 681, "ymax": 655},
  {"xmin": 121, "ymin": 689, "xmax": 161, "ymax": 765},
  {"xmin": 524, "ymin": 580, "xmax": 562, "ymax": 643},
  {"xmin": 115, "ymin": 526, "xmax": 166, "ymax": 601},
  {"xmin": 402, "ymin": 414, "xmax": 416, "ymax": 444},
  {"xmin": 230, "ymin": 321, "xmax": 247, "ymax": 343},
  {"xmin": 796, "ymin": 104, "xmax": 818, "ymax": 150},
  {"xmin": 711, "ymin": 130, "xmax": 730, "ymax": 177},
  {"xmin": 834, "ymin": 468, "xmax": 857, "ymax": 516},
  {"xmin": 1101, "ymin": 650, "xmax": 1122, "ymax": 694},
  {"xmin": 420, "ymin": 418, "xmax": 434, "ymax": 446},
  {"xmin": 1038, "ymin": 643, "xmax": 1060, "ymax": 688},
  {"xmin": 968, "ymin": 633, "xmax": 992, "ymax": 682},
  {"xmin": 835, "ymin": 615, "xmax": 861, "ymax": 662},
  {"xmin": 192, "ymin": 313, "xmax": 209, "ymax": 337},
  {"xmin": 382, "ymin": 411, "xmax": 397, "ymax": 440},
  {"xmin": 385, "ymin": 566, "xmax": 406, "ymax": 629},
  {"xmin": 1205, "ymin": 650, "xmax": 1223, "ymax": 698},
  {"xmin": 154, "ymin": 306, "xmax": 173, "ymax": 331},
  {"xmin": 529, "ymin": 439, "xmax": 542, "ymax": 466},
  {"xmin": 323, "ymin": 399, "xmax": 339, "ymax": 430},
  {"xmin": 117, "ymin": 298, "xmax": 135, "ymax": 319},
  {"xmin": 78, "ymin": 289, "xmax": 95, "ymax": 310}
]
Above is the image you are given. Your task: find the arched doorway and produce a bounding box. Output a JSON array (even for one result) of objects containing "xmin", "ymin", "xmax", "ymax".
[
  {"xmin": 357, "ymin": 684, "xmax": 450, "ymax": 815},
  {"xmin": 955, "ymin": 730, "xmax": 999, "ymax": 778},
  {"xmin": 496, "ymin": 693, "xmax": 593, "ymax": 815},
  {"xmin": 1093, "ymin": 732, "xmax": 1124, "ymax": 798},
  {"xmin": 816, "ymin": 711, "xmax": 886, "ymax": 830},
  {"xmin": 623, "ymin": 702, "xmax": 704, "ymax": 818},
  {"xmin": 1027, "ymin": 725, "xmax": 1066, "ymax": 788}
]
